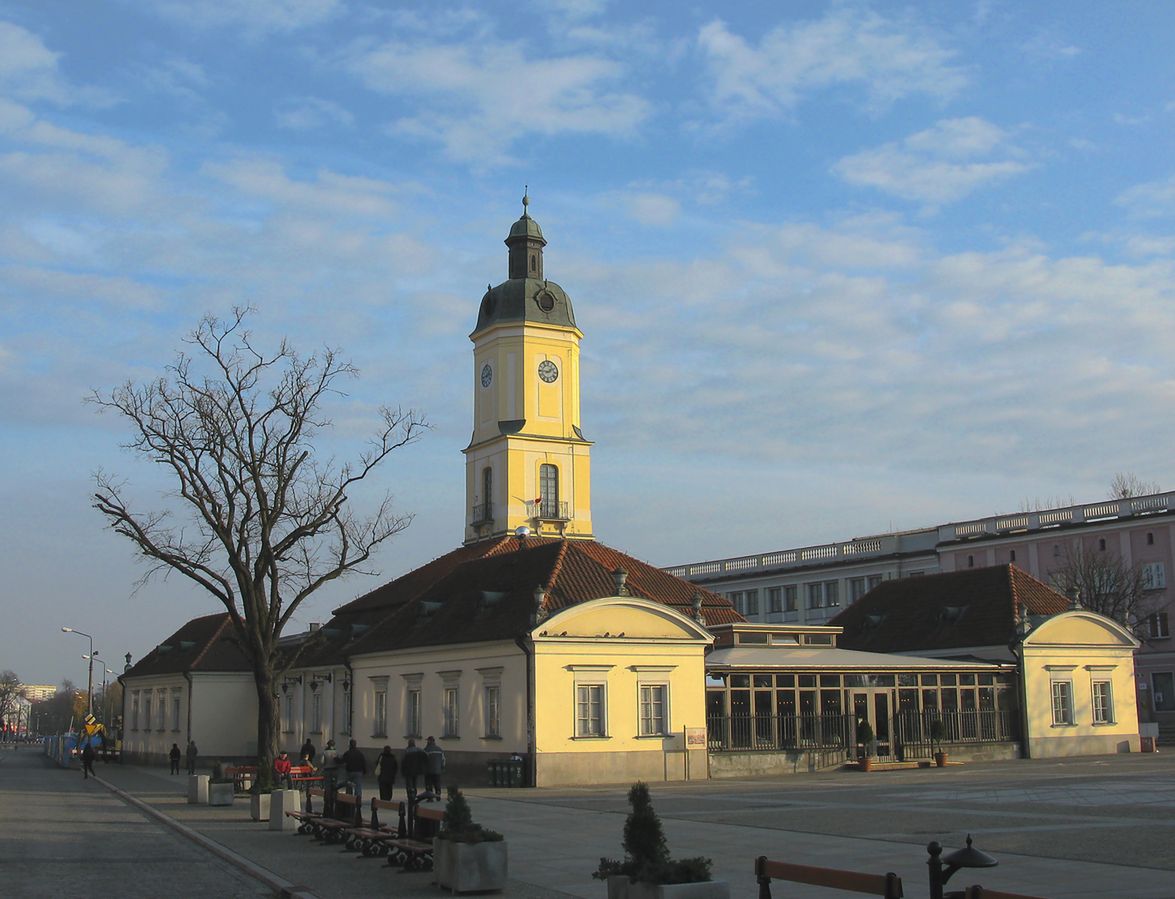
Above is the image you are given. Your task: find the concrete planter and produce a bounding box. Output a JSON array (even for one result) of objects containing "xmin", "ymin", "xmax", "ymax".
[
  {"xmin": 269, "ymin": 789, "xmax": 302, "ymax": 831},
  {"xmin": 250, "ymin": 792, "xmax": 271, "ymax": 821},
  {"xmin": 187, "ymin": 774, "xmax": 209, "ymax": 804},
  {"xmin": 209, "ymin": 782, "xmax": 235, "ymax": 806},
  {"xmin": 611, "ymin": 880, "xmax": 731, "ymax": 899},
  {"xmin": 434, "ymin": 839, "xmax": 508, "ymax": 893}
]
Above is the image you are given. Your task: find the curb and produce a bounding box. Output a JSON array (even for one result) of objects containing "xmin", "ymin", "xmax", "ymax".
[{"xmin": 97, "ymin": 775, "xmax": 319, "ymax": 899}]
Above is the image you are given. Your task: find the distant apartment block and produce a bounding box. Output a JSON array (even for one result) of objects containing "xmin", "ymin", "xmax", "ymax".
[
  {"xmin": 667, "ymin": 491, "xmax": 1175, "ymax": 722},
  {"xmin": 19, "ymin": 684, "xmax": 58, "ymax": 702}
]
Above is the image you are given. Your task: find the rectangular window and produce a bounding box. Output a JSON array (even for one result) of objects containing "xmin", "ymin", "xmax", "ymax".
[
  {"xmin": 312, "ymin": 691, "xmax": 322, "ymax": 733},
  {"xmin": 745, "ymin": 589, "xmax": 760, "ymax": 616},
  {"xmin": 868, "ymin": 574, "xmax": 884, "ymax": 590},
  {"xmin": 1143, "ymin": 562, "xmax": 1167, "ymax": 590},
  {"xmin": 443, "ymin": 687, "xmax": 459, "ymax": 738},
  {"xmin": 784, "ymin": 585, "xmax": 797, "ymax": 612},
  {"xmin": 825, "ymin": 581, "xmax": 839, "ymax": 608},
  {"xmin": 484, "ymin": 685, "xmax": 501, "ymax": 738},
  {"xmin": 849, "ymin": 577, "xmax": 867, "ymax": 602},
  {"xmin": 374, "ymin": 688, "xmax": 387, "ymax": 737},
  {"xmin": 171, "ymin": 692, "xmax": 181, "ymax": 731},
  {"xmin": 1091, "ymin": 680, "xmax": 1114, "ymax": 724},
  {"xmin": 282, "ymin": 692, "xmax": 293, "ymax": 733},
  {"xmin": 156, "ymin": 691, "xmax": 166, "ymax": 730},
  {"xmin": 729, "ymin": 591, "xmax": 744, "ymax": 614},
  {"xmin": 639, "ymin": 684, "xmax": 668, "ymax": 736},
  {"xmin": 576, "ymin": 684, "xmax": 606, "ymax": 737},
  {"xmin": 406, "ymin": 689, "xmax": 422, "ymax": 737},
  {"xmin": 1153, "ymin": 672, "xmax": 1175, "ymax": 711},
  {"xmin": 1051, "ymin": 681, "xmax": 1074, "ymax": 726},
  {"xmin": 807, "ymin": 584, "xmax": 823, "ymax": 609},
  {"xmin": 131, "ymin": 691, "xmax": 140, "ymax": 731},
  {"xmin": 343, "ymin": 687, "xmax": 353, "ymax": 735},
  {"xmin": 1148, "ymin": 612, "xmax": 1170, "ymax": 639},
  {"xmin": 143, "ymin": 694, "xmax": 152, "ymax": 732},
  {"xmin": 768, "ymin": 587, "xmax": 782, "ymax": 613}
]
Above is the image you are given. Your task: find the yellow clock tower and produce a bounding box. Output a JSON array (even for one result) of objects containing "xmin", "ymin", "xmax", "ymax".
[{"xmin": 464, "ymin": 196, "xmax": 594, "ymax": 544}]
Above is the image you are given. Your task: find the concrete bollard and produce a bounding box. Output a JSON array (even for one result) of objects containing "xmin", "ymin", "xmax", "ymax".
[
  {"xmin": 188, "ymin": 774, "xmax": 209, "ymax": 804},
  {"xmin": 269, "ymin": 789, "xmax": 302, "ymax": 831}
]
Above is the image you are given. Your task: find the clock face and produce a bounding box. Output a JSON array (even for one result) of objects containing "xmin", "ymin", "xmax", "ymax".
[
  {"xmin": 480, "ymin": 363, "xmax": 493, "ymax": 388},
  {"xmin": 537, "ymin": 360, "xmax": 558, "ymax": 383}
]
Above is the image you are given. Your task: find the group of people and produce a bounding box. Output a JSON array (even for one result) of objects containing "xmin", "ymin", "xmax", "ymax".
[
  {"xmin": 373, "ymin": 736, "xmax": 446, "ymax": 803},
  {"xmin": 166, "ymin": 740, "xmax": 199, "ymax": 775}
]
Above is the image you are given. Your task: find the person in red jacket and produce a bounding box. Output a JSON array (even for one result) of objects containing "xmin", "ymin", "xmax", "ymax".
[{"xmin": 273, "ymin": 750, "xmax": 293, "ymax": 788}]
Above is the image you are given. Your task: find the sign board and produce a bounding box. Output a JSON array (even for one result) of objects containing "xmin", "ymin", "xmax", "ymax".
[{"xmin": 684, "ymin": 727, "xmax": 706, "ymax": 748}]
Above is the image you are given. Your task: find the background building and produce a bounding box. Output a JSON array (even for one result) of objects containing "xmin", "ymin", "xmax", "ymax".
[{"xmin": 668, "ymin": 492, "xmax": 1174, "ymax": 730}]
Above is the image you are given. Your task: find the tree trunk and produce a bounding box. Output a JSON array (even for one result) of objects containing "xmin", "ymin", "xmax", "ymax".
[{"xmin": 254, "ymin": 668, "xmax": 279, "ymax": 792}]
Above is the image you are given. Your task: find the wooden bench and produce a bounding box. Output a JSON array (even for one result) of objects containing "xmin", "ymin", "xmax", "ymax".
[
  {"xmin": 286, "ymin": 787, "xmax": 329, "ymax": 834},
  {"xmin": 289, "ymin": 764, "xmax": 324, "ymax": 790},
  {"xmin": 224, "ymin": 765, "xmax": 257, "ymax": 794},
  {"xmin": 313, "ymin": 791, "xmax": 363, "ymax": 843},
  {"xmin": 755, "ymin": 855, "xmax": 904, "ymax": 898},
  {"xmin": 383, "ymin": 804, "xmax": 446, "ymax": 870},
  {"xmin": 962, "ymin": 886, "xmax": 1047, "ymax": 899},
  {"xmin": 341, "ymin": 798, "xmax": 407, "ymax": 856}
]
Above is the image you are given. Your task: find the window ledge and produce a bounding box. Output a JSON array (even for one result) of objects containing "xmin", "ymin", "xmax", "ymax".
[
  {"xmin": 480, "ymin": 735, "xmax": 503, "ymax": 741},
  {"xmin": 441, "ymin": 735, "xmax": 460, "ymax": 741},
  {"xmin": 635, "ymin": 734, "xmax": 669, "ymax": 740},
  {"xmin": 571, "ymin": 735, "xmax": 611, "ymax": 741},
  {"xmin": 1050, "ymin": 723, "xmax": 1075, "ymax": 728}
]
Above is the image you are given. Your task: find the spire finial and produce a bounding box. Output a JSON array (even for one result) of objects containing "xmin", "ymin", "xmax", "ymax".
[{"xmin": 522, "ymin": 186, "xmax": 529, "ymax": 216}]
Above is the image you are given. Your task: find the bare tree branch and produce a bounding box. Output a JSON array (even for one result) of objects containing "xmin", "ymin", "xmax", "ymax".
[{"xmin": 90, "ymin": 309, "xmax": 427, "ymax": 782}]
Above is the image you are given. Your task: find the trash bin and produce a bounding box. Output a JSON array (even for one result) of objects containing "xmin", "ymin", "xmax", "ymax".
[
  {"xmin": 504, "ymin": 757, "xmax": 523, "ymax": 787},
  {"xmin": 487, "ymin": 759, "xmax": 501, "ymax": 786}
]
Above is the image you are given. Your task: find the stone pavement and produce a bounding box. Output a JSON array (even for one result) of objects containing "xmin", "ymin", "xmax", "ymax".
[{"xmin": 6, "ymin": 745, "xmax": 1175, "ymax": 898}]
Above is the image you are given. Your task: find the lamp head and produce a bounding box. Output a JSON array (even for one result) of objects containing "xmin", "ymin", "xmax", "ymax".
[{"xmin": 62, "ymin": 626, "xmax": 73, "ymax": 633}]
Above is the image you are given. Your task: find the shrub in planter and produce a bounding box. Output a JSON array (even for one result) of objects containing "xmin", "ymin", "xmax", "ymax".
[
  {"xmin": 434, "ymin": 787, "xmax": 507, "ymax": 893},
  {"xmin": 856, "ymin": 720, "xmax": 875, "ymax": 770},
  {"xmin": 593, "ymin": 782, "xmax": 723, "ymax": 897},
  {"xmin": 929, "ymin": 719, "xmax": 948, "ymax": 767}
]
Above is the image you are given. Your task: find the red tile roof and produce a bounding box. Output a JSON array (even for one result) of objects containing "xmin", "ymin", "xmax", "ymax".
[
  {"xmin": 829, "ymin": 564, "xmax": 1069, "ymax": 654},
  {"xmin": 123, "ymin": 612, "xmax": 252, "ymax": 678}
]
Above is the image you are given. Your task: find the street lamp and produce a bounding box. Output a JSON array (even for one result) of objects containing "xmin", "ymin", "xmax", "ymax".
[
  {"xmin": 62, "ymin": 626, "xmax": 95, "ymax": 715},
  {"xmin": 927, "ymin": 835, "xmax": 999, "ymax": 899}
]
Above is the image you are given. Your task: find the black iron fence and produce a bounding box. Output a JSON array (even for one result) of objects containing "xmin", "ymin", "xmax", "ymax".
[{"xmin": 707, "ymin": 708, "xmax": 1018, "ymax": 758}]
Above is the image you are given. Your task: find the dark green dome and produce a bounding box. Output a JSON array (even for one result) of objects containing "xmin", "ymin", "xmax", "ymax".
[
  {"xmin": 475, "ymin": 278, "xmax": 576, "ymax": 333},
  {"xmin": 508, "ymin": 214, "xmax": 545, "ymax": 242}
]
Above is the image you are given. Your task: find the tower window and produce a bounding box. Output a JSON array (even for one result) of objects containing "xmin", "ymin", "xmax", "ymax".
[
  {"xmin": 1148, "ymin": 532, "xmax": 1155, "ymax": 545},
  {"xmin": 539, "ymin": 464, "xmax": 559, "ymax": 518},
  {"xmin": 1098, "ymin": 538, "xmax": 1106, "ymax": 551},
  {"xmin": 530, "ymin": 254, "xmax": 536, "ymax": 273}
]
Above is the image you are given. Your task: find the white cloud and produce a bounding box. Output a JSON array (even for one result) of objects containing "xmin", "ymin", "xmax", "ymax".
[
  {"xmin": 275, "ymin": 96, "xmax": 355, "ymax": 130},
  {"xmin": 0, "ymin": 20, "xmax": 112, "ymax": 106},
  {"xmin": 348, "ymin": 39, "xmax": 648, "ymax": 163},
  {"xmin": 147, "ymin": 0, "xmax": 342, "ymax": 33},
  {"xmin": 1115, "ymin": 175, "xmax": 1175, "ymax": 219},
  {"xmin": 696, "ymin": 10, "xmax": 966, "ymax": 121},
  {"xmin": 625, "ymin": 192, "xmax": 681, "ymax": 226},
  {"xmin": 202, "ymin": 158, "xmax": 398, "ymax": 219},
  {"xmin": 832, "ymin": 117, "xmax": 1030, "ymax": 205}
]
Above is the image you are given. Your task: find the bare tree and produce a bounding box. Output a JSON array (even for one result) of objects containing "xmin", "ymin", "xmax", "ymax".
[
  {"xmin": 92, "ymin": 309, "xmax": 426, "ymax": 786},
  {"xmin": 1110, "ymin": 473, "xmax": 1161, "ymax": 499},
  {"xmin": 1049, "ymin": 542, "xmax": 1154, "ymax": 631},
  {"xmin": 0, "ymin": 671, "xmax": 23, "ymax": 737}
]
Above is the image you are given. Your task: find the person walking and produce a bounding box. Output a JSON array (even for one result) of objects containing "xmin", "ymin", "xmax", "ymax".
[
  {"xmin": 168, "ymin": 743, "xmax": 182, "ymax": 775},
  {"xmin": 300, "ymin": 737, "xmax": 316, "ymax": 767},
  {"xmin": 341, "ymin": 739, "xmax": 367, "ymax": 802},
  {"xmin": 375, "ymin": 745, "xmax": 399, "ymax": 802},
  {"xmin": 185, "ymin": 739, "xmax": 198, "ymax": 775},
  {"xmin": 321, "ymin": 739, "xmax": 339, "ymax": 790},
  {"xmin": 81, "ymin": 742, "xmax": 96, "ymax": 779},
  {"xmin": 423, "ymin": 736, "xmax": 445, "ymax": 798},
  {"xmin": 402, "ymin": 738, "xmax": 426, "ymax": 801}
]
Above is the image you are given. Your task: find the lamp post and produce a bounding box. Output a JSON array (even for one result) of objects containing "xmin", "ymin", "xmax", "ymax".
[
  {"xmin": 927, "ymin": 835, "xmax": 999, "ymax": 899},
  {"xmin": 63, "ymin": 627, "xmax": 95, "ymax": 714}
]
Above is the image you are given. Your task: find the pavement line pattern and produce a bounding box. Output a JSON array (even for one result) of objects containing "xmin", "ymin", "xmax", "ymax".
[{"xmin": 96, "ymin": 773, "xmax": 320, "ymax": 899}]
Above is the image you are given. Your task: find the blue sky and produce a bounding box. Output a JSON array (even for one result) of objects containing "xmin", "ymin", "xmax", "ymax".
[{"xmin": 3, "ymin": 1, "xmax": 1174, "ymax": 685}]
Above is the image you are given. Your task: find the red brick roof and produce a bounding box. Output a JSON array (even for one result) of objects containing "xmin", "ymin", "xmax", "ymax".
[
  {"xmin": 829, "ymin": 564, "xmax": 1069, "ymax": 654},
  {"xmin": 123, "ymin": 612, "xmax": 252, "ymax": 678},
  {"xmin": 337, "ymin": 536, "xmax": 742, "ymax": 657}
]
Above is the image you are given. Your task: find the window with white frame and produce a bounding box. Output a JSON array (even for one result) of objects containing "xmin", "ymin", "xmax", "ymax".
[
  {"xmin": 478, "ymin": 667, "xmax": 503, "ymax": 739},
  {"xmin": 1050, "ymin": 680, "xmax": 1074, "ymax": 725},
  {"xmin": 156, "ymin": 690, "xmax": 166, "ymax": 730},
  {"xmin": 143, "ymin": 693, "xmax": 151, "ymax": 731},
  {"xmin": 401, "ymin": 673, "xmax": 422, "ymax": 737},
  {"xmin": 131, "ymin": 691, "xmax": 140, "ymax": 730},
  {"xmin": 768, "ymin": 587, "xmax": 782, "ymax": 613},
  {"xmin": 283, "ymin": 691, "xmax": 294, "ymax": 733},
  {"xmin": 639, "ymin": 684, "xmax": 668, "ymax": 736},
  {"xmin": 744, "ymin": 589, "xmax": 760, "ymax": 616},
  {"xmin": 371, "ymin": 676, "xmax": 388, "ymax": 737},
  {"xmin": 576, "ymin": 684, "xmax": 606, "ymax": 737},
  {"xmin": 1148, "ymin": 612, "xmax": 1170, "ymax": 639},
  {"xmin": 311, "ymin": 691, "xmax": 322, "ymax": 733},
  {"xmin": 171, "ymin": 690, "xmax": 181, "ymax": 731},
  {"xmin": 342, "ymin": 683, "xmax": 353, "ymax": 735},
  {"xmin": 807, "ymin": 581, "xmax": 839, "ymax": 610},
  {"xmin": 1091, "ymin": 680, "xmax": 1114, "ymax": 724},
  {"xmin": 441, "ymin": 670, "xmax": 462, "ymax": 738},
  {"xmin": 1142, "ymin": 562, "xmax": 1167, "ymax": 591}
]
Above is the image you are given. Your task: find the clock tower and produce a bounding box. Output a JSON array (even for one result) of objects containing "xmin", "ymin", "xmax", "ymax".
[{"xmin": 464, "ymin": 196, "xmax": 594, "ymax": 544}]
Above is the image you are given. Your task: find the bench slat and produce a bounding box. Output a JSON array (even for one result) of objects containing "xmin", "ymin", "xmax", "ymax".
[{"xmin": 757, "ymin": 857, "xmax": 902, "ymax": 898}]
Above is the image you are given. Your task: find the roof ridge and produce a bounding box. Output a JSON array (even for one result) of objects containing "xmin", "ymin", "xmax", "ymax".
[
  {"xmin": 190, "ymin": 612, "xmax": 233, "ymax": 670},
  {"xmin": 1006, "ymin": 564, "xmax": 1022, "ymax": 622},
  {"xmin": 545, "ymin": 539, "xmax": 573, "ymax": 603}
]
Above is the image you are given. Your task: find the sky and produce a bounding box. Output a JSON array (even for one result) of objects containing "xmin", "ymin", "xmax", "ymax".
[{"xmin": 2, "ymin": 1, "xmax": 1174, "ymax": 687}]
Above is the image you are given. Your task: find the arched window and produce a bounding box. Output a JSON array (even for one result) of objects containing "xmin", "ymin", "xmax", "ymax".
[
  {"xmin": 539, "ymin": 464, "xmax": 558, "ymax": 518},
  {"xmin": 530, "ymin": 253, "xmax": 537, "ymax": 273},
  {"xmin": 482, "ymin": 466, "xmax": 493, "ymax": 520}
]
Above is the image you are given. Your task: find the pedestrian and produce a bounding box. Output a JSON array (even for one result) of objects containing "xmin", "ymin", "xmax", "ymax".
[
  {"xmin": 169, "ymin": 743, "xmax": 182, "ymax": 775},
  {"xmin": 402, "ymin": 738, "xmax": 426, "ymax": 801},
  {"xmin": 341, "ymin": 739, "xmax": 367, "ymax": 802},
  {"xmin": 300, "ymin": 737, "xmax": 316, "ymax": 767},
  {"xmin": 273, "ymin": 750, "xmax": 293, "ymax": 788},
  {"xmin": 423, "ymin": 736, "xmax": 445, "ymax": 798},
  {"xmin": 375, "ymin": 745, "xmax": 399, "ymax": 802},
  {"xmin": 321, "ymin": 739, "xmax": 339, "ymax": 790},
  {"xmin": 81, "ymin": 742, "xmax": 96, "ymax": 779},
  {"xmin": 186, "ymin": 739, "xmax": 198, "ymax": 775}
]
